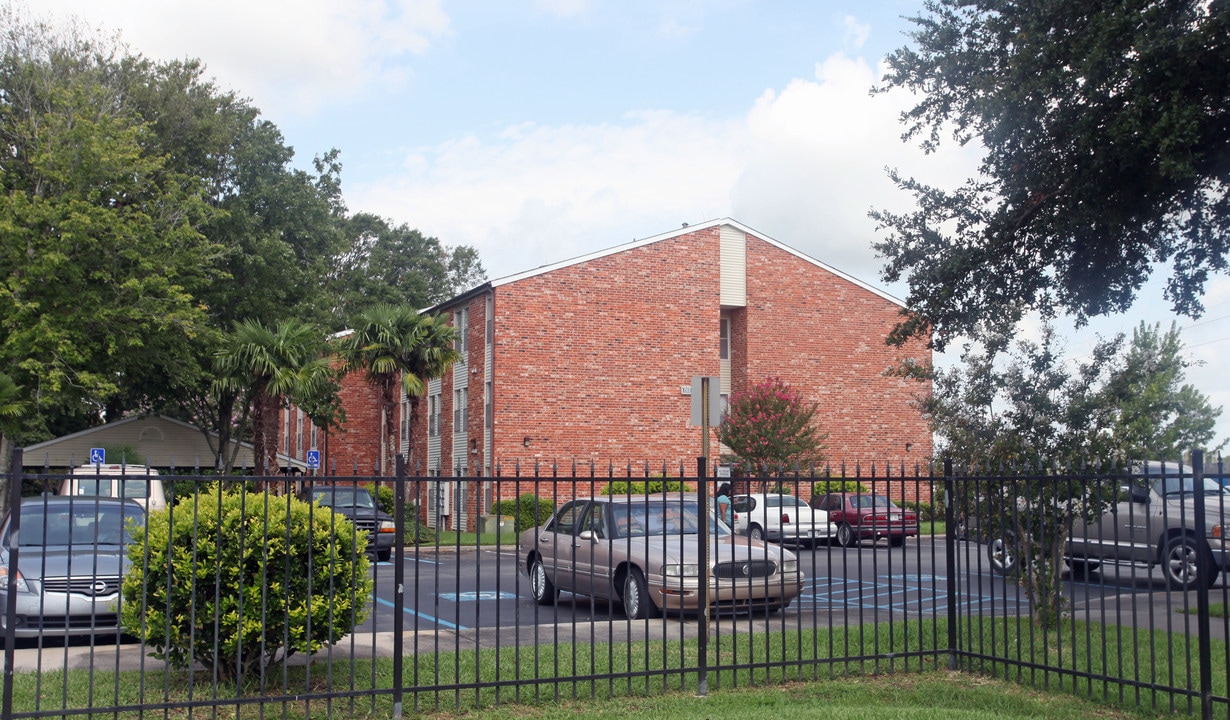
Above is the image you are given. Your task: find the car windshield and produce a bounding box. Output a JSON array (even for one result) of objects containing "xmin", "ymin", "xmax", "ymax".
[
  {"xmin": 851, "ymin": 495, "xmax": 894, "ymax": 509},
  {"xmin": 1155, "ymin": 477, "xmax": 1228, "ymax": 497},
  {"xmin": 610, "ymin": 501, "xmax": 731, "ymax": 538},
  {"xmin": 75, "ymin": 477, "xmax": 151, "ymax": 499},
  {"xmin": 18, "ymin": 502, "xmax": 143, "ymax": 547},
  {"xmin": 311, "ymin": 489, "xmax": 375, "ymax": 508}
]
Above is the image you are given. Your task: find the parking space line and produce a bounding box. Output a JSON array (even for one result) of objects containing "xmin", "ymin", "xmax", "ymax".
[{"xmin": 374, "ymin": 596, "xmax": 468, "ymax": 630}]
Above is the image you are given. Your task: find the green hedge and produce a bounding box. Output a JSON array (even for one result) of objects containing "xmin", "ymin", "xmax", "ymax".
[
  {"xmin": 493, "ymin": 493, "xmax": 556, "ymax": 533},
  {"xmin": 601, "ymin": 480, "xmax": 691, "ymax": 495},
  {"xmin": 810, "ymin": 479, "xmax": 869, "ymax": 496}
]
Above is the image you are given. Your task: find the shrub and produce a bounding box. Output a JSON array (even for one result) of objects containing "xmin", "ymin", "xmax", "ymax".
[
  {"xmin": 373, "ymin": 485, "xmax": 436, "ymax": 544},
  {"xmin": 120, "ymin": 487, "xmax": 373, "ymax": 685},
  {"xmin": 903, "ymin": 499, "xmax": 944, "ymax": 522},
  {"xmin": 810, "ymin": 479, "xmax": 869, "ymax": 497},
  {"xmin": 601, "ymin": 480, "xmax": 691, "ymax": 495},
  {"xmin": 493, "ymin": 493, "xmax": 556, "ymax": 532}
]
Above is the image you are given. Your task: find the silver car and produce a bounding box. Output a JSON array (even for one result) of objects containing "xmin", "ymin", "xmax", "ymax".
[
  {"xmin": 520, "ymin": 493, "xmax": 804, "ymax": 619},
  {"xmin": 0, "ymin": 496, "xmax": 144, "ymax": 638}
]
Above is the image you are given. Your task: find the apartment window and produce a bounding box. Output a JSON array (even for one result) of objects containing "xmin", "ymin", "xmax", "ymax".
[
  {"xmin": 429, "ymin": 393, "xmax": 441, "ymax": 438},
  {"xmin": 720, "ymin": 317, "xmax": 730, "ymax": 360},
  {"xmin": 283, "ymin": 407, "xmax": 291, "ymax": 454},
  {"xmin": 455, "ymin": 308, "xmax": 469, "ymax": 355},
  {"xmin": 310, "ymin": 422, "xmax": 318, "ymax": 450},
  {"xmin": 295, "ymin": 409, "xmax": 303, "ymax": 457},
  {"xmin": 401, "ymin": 394, "xmax": 411, "ymax": 442},
  {"xmin": 485, "ymin": 296, "xmax": 494, "ymax": 345},
  {"xmin": 454, "ymin": 387, "xmax": 468, "ymax": 427}
]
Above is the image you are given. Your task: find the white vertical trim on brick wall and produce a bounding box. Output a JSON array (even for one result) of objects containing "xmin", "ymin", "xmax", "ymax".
[
  {"xmin": 719, "ymin": 225, "xmax": 747, "ymax": 307},
  {"xmin": 427, "ymin": 377, "xmax": 442, "ymax": 476}
]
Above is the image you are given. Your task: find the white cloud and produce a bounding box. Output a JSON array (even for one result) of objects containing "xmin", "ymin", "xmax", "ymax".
[
  {"xmin": 843, "ymin": 15, "xmax": 871, "ymax": 50},
  {"xmin": 731, "ymin": 53, "xmax": 981, "ymax": 284},
  {"xmin": 352, "ymin": 110, "xmax": 746, "ymax": 279},
  {"xmin": 34, "ymin": 0, "xmax": 451, "ymax": 118}
]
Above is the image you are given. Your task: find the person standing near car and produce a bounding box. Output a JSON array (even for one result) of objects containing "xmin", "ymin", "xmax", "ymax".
[{"xmin": 716, "ymin": 483, "xmax": 733, "ymax": 528}]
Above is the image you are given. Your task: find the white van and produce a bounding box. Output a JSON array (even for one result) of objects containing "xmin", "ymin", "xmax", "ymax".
[{"xmin": 60, "ymin": 464, "xmax": 168, "ymax": 512}]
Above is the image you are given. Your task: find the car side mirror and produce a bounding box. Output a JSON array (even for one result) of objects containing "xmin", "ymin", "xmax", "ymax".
[{"xmin": 578, "ymin": 530, "xmax": 598, "ymax": 542}]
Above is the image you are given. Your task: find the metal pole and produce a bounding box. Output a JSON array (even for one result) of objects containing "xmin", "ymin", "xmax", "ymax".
[
  {"xmin": 393, "ymin": 453, "xmax": 407, "ymax": 720},
  {"xmin": 696, "ymin": 453, "xmax": 709, "ymax": 698},
  {"xmin": 3, "ymin": 448, "xmax": 23, "ymax": 720},
  {"xmin": 943, "ymin": 458, "xmax": 958, "ymax": 671},
  {"xmin": 1192, "ymin": 450, "xmax": 1212, "ymax": 720}
]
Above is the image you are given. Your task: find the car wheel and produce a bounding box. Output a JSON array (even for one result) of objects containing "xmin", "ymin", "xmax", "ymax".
[
  {"xmin": 376, "ymin": 549, "xmax": 391, "ymax": 562},
  {"xmin": 529, "ymin": 557, "xmax": 558, "ymax": 605},
  {"xmin": 837, "ymin": 523, "xmax": 857, "ymax": 548},
  {"xmin": 623, "ymin": 567, "xmax": 660, "ymax": 620},
  {"xmin": 748, "ymin": 524, "xmax": 765, "ymax": 541},
  {"xmin": 988, "ymin": 534, "xmax": 1018, "ymax": 576},
  {"xmin": 888, "ymin": 535, "xmax": 905, "ymax": 548},
  {"xmin": 1161, "ymin": 535, "xmax": 1217, "ymax": 591}
]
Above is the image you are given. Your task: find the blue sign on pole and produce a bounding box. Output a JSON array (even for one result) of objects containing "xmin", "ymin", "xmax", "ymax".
[
  {"xmin": 89, "ymin": 448, "xmax": 105, "ymax": 465},
  {"xmin": 306, "ymin": 450, "xmax": 320, "ymax": 470}
]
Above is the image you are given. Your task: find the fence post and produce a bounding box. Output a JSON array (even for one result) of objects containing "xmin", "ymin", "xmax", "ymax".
[
  {"xmin": 943, "ymin": 458, "xmax": 958, "ymax": 671},
  {"xmin": 1192, "ymin": 450, "xmax": 1212, "ymax": 720},
  {"xmin": 696, "ymin": 455, "xmax": 709, "ymax": 697},
  {"xmin": 2, "ymin": 447, "xmax": 22, "ymax": 720},
  {"xmin": 393, "ymin": 453, "xmax": 407, "ymax": 720}
]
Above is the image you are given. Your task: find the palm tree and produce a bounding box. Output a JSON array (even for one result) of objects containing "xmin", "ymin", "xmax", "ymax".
[
  {"xmin": 214, "ymin": 319, "xmax": 333, "ymax": 477},
  {"xmin": 338, "ymin": 304, "xmax": 458, "ymax": 476}
]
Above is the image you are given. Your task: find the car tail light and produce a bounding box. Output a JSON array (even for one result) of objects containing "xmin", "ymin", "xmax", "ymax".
[{"xmin": 781, "ymin": 513, "xmax": 791, "ymax": 524}]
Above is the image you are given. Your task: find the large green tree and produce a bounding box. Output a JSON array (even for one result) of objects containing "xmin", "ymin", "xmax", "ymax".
[
  {"xmin": 329, "ymin": 214, "xmax": 486, "ymax": 327},
  {"xmin": 338, "ymin": 305, "xmax": 458, "ymax": 476},
  {"xmin": 871, "ymin": 0, "xmax": 1230, "ymax": 350},
  {"xmin": 0, "ymin": 10, "xmax": 220, "ymax": 439}
]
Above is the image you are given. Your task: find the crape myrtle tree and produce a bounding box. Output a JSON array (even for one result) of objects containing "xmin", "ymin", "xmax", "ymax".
[
  {"xmin": 717, "ymin": 376, "xmax": 827, "ymax": 479},
  {"xmin": 871, "ymin": 0, "xmax": 1230, "ymax": 351},
  {"xmin": 902, "ymin": 322, "xmax": 1221, "ymax": 627}
]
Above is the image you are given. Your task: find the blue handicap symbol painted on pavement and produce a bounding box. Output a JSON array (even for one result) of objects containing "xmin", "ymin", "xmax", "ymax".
[{"xmin": 438, "ymin": 591, "xmax": 518, "ymax": 602}]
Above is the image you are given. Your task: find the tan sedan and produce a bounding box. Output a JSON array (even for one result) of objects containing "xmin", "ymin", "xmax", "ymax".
[{"xmin": 520, "ymin": 493, "xmax": 804, "ymax": 619}]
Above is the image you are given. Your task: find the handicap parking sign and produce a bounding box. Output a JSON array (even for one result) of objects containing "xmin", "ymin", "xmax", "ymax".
[
  {"xmin": 306, "ymin": 450, "xmax": 320, "ymax": 470},
  {"xmin": 89, "ymin": 448, "xmax": 105, "ymax": 464}
]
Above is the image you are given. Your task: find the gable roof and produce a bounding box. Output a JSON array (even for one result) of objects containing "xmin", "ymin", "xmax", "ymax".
[
  {"xmin": 20, "ymin": 414, "xmax": 307, "ymax": 471},
  {"xmin": 426, "ymin": 218, "xmax": 904, "ymax": 313}
]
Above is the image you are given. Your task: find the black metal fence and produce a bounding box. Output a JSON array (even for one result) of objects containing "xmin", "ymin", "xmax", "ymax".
[{"xmin": 2, "ymin": 451, "xmax": 1229, "ymax": 719}]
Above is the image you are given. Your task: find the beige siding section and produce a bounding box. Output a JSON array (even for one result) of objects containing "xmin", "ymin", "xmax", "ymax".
[
  {"xmin": 719, "ymin": 225, "xmax": 747, "ymax": 307},
  {"xmin": 20, "ymin": 415, "xmax": 260, "ymax": 470}
]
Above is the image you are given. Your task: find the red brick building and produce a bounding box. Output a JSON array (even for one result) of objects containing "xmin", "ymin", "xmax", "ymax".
[{"xmin": 293, "ymin": 219, "xmax": 932, "ymax": 530}]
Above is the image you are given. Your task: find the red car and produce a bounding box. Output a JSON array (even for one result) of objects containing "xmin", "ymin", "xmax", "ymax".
[{"xmin": 808, "ymin": 493, "xmax": 918, "ymax": 547}]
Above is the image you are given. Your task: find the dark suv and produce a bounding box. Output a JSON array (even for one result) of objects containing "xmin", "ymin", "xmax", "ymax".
[{"xmin": 301, "ymin": 486, "xmax": 396, "ymax": 562}]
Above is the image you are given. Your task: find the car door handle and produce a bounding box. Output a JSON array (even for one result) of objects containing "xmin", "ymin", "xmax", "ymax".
[{"xmin": 539, "ymin": 536, "xmax": 551, "ymax": 544}]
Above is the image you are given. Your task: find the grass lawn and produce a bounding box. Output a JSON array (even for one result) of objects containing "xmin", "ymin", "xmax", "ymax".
[{"xmin": 9, "ymin": 616, "xmax": 1219, "ymax": 719}]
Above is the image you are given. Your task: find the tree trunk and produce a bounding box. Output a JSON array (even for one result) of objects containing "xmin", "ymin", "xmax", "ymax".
[
  {"xmin": 0, "ymin": 434, "xmax": 11, "ymax": 524},
  {"xmin": 252, "ymin": 389, "xmax": 281, "ymax": 481}
]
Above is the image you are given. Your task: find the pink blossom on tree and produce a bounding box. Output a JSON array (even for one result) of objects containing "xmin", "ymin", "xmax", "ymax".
[{"xmin": 718, "ymin": 376, "xmax": 826, "ymax": 474}]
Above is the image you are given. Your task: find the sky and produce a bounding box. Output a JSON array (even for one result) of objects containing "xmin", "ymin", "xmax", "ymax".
[{"xmin": 31, "ymin": 0, "xmax": 1230, "ymax": 453}]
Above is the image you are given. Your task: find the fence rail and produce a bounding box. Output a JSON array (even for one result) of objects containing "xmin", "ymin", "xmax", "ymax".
[{"xmin": 1, "ymin": 450, "xmax": 1228, "ymax": 719}]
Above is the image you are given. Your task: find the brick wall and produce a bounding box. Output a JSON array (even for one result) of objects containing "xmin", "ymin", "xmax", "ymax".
[{"xmin": 406, "ymin": 223, "xmax": 935, "ymax": 513}]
